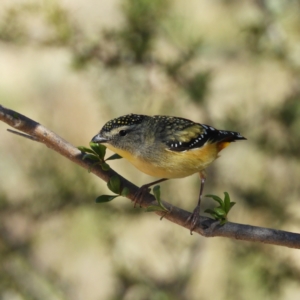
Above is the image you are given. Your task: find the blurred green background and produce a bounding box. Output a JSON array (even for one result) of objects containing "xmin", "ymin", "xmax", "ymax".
[{"xmin": 1, "ymin": 0, "xmax": 300, "ymax": 299}]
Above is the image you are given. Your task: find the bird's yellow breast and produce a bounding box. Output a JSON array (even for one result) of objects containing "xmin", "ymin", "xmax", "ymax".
[{"xmin": 104, "ymin": 141, "xmax": 230, "ymax": 179}]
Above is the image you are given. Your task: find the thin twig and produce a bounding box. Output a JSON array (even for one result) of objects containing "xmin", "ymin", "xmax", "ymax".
[
  {"xmin": 7, "ymin": 129, "xmax": 39, "ymax": 141},
  {"xmin": 1, "ymin": 104, "xmax": 300, "ymax": 248}
]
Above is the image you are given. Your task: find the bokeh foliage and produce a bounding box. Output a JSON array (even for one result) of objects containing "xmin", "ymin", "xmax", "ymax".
[{"xmin": 1, "ymin": 0, "xmax": 300, "ymax": 299}]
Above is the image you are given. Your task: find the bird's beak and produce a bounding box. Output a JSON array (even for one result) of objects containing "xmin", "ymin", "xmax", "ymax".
[{"xmin": 91, "ymin": 133, "xmax": 109, "ymax": 143}]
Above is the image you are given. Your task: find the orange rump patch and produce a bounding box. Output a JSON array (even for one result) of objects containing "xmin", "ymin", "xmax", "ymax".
[{"xmin": 217, "ymin": 141, "xmax": 231, "ymax": 152}]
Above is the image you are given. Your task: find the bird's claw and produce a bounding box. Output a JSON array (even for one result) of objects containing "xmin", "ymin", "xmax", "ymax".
[
  {"xmin": 185, "ymin": 205, "xmax": 201, "ymax": 235},
  {"xmin": 133, "ymin": 185, "xmax": 151, "ymax": 208}
]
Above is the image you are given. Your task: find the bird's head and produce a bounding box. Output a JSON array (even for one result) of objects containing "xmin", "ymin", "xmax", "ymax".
[{"xmin": 91, "ymin": 114, "xmax": 151, "ymax": 154}]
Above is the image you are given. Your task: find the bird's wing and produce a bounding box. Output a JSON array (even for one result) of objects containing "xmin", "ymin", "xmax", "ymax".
[{"xmin": 163, "ymin": 123, "xmax": 246, "ymax": 152}]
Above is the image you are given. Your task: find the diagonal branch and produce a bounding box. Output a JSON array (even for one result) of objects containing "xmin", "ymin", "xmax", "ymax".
[{"xmin": 1, "ymin": 104, "xmax": 300, "ymax": 249}]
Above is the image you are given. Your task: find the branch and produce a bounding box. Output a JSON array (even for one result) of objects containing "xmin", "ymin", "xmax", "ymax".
[{"xmin": 1, "ymin": 104, "xmax": 300, "ymax": 249}]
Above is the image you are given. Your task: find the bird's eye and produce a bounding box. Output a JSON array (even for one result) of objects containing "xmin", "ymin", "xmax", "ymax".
[{"xmin": 119, "ymin": 130, "xmax": 127, "ymax": 136}]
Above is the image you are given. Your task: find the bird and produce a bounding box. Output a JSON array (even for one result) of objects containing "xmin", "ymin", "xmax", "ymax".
[{"xmin": 91, "ymin": 114, "xmax": 246, "ymax": 233}]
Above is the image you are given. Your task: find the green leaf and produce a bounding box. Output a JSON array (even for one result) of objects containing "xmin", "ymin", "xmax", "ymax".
[
  {"xmin": 90, "ymin": 142, "xmax": 106, "ymax": 159},
  {"xmin": 204, "ymin": 209, "xmax": 220, "ymax": 220},
  {"xmin": 95, "ymin": 195, "xmax": 118, "ymax": 203},
  {"xmin": 212, "ymin": 213, "xmax": 221, "ymax": 220},
  {"xmin": 214, "ymin": 207, "xmax": 226, "ymax": 217},
  {"xmin": 150, "ymin": 185, "xmax": 168, "ymax": 212},
  {"xmin": 121, "ymin": 187, "xmax": 129, "ymax": 197},
  {"xmin": 82, "ymin": 153, "xmax": 100, "ymax": 161},
  {"xmin": 204, "ymin": 208, "xmax": 216, "ymax": 215},
  {"xmin": 77, "ymin": 146, "xmax": 95, "ymax": 154},
  {"xmin": 107, "ymin": 175, "xmax": 121, "ymax": 194},
  {"xmin": 205, "ymin": 192, "xmax": 236, "ymax": 223},
  {"xmin": 106, "ymin": 153, "xmax": 123, "ymax": 161},
  {"xmin": 153, "ymin": 185, "xmax": 161, "ymax": 202},
  {"xmin": 224, "ymin": 192, "xmax": 231, "ymax": 213},
  {"xmin": 101, "ymin": 162, "xmax": 110, "ymax": 171},
  {"xmin": 206, "ymin": 194, "xmax": 224, "ymax": 207}
]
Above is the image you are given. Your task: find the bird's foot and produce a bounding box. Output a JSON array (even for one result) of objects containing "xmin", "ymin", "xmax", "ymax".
[
  {"xmin": 185, "ymin": 204, "xmax": 201, "ymax": 235},
  {"xmin": 133, "ymin": 179, "xmax": 168, "ymax": 208},
  {"xmin": 133, "ymin": 184, "xmax": 151, "ymax": 208}
]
